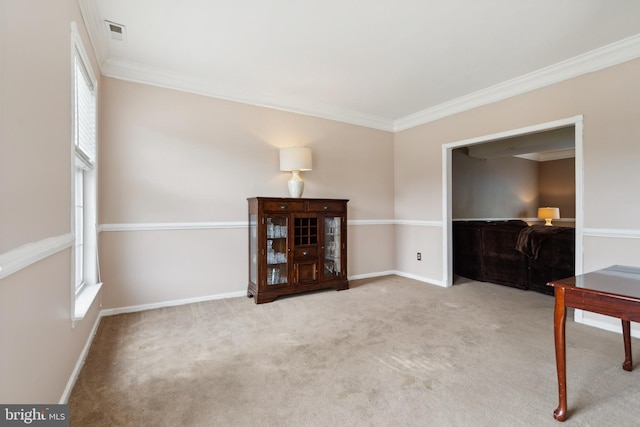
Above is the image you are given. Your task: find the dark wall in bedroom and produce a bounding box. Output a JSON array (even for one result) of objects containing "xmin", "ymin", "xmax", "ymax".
[
  {"xmin": 452, "ymin": 149, "xmax": 575, "ymax": 220},
  {"xmin": 539, "ymin": 157, "xmax": 575, "ymax": 218}
]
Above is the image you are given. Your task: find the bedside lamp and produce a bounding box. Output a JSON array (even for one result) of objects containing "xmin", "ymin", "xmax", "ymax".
[
  {"xmin": 538, "ymin": 207, "xmax": 560, "ymax": 226},
  {"xmin": 279, "ymin": 147, "xmax": 312, "ymax": 198}
]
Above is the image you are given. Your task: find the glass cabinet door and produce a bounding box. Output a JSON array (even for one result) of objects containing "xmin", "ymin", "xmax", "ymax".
[
  {"xmin": 265, "ymin": 216, "xmax": 288, "ymax": 287},
  {"xmin": 323, "ymin": 216, "xmax": 342, "ymax": 278},
  {"xmin": 249, "ymin": 213, "xmax": 257, "ymax": 285}
]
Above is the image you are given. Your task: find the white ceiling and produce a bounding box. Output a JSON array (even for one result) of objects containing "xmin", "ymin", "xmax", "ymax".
[{"xmin": 79, "ymin": 0, "xmax": 640, "ymax": 131}]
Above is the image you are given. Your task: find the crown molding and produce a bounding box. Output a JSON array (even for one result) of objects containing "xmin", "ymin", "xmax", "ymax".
[
  {"xmin": 101, "ymin": 58, "xmax": 395, "ymax": 132},
  {"xmin": 77, "ymin": 0, "xmax": 640, "ymax": 133},
  {"xmin": 76, "ymin": 0, "xmax": 109, "ymax": 72},
  {"xmin": 394, "ymin": 33, "xmax": 640, "ymax": 132},
  {"xmin": 101, "ymin": 32, "xmax": 640, "ymax": 133}
]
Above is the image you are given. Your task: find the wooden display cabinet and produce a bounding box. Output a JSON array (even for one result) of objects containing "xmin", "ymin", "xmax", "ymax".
[{"xmin": 247, "ymin": 197, "xmax": 348, "ymax": 304}]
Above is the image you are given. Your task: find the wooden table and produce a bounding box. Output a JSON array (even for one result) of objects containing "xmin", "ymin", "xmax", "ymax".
[{"xmin": 548, "ymin": 265, "xmax": 640, "ymax": 421}]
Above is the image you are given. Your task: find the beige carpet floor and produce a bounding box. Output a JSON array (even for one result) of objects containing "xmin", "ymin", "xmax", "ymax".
[{"xmin": 69, "ymin": 275, "xmax": 640, "ymax": 426}]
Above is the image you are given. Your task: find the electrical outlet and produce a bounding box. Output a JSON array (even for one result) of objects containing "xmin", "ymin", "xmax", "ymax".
[{"xmin": 417, "ymin": 252, "xmax": 421, "ymax": 261}]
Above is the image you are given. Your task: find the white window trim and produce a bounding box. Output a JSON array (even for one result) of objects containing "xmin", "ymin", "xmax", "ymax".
[{"xmin": 71, "ymin": 22, "xmax": 102, "ymax": 325}]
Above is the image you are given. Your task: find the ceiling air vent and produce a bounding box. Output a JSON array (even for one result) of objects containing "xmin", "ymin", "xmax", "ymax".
[{"xmin": 105, "ymin": 20, "xmax": 127, "ymax": 42}]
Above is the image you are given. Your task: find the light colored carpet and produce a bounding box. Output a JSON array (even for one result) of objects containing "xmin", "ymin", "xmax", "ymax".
[{"xmin": 69, "ymin": 275, "xmax": 640, "ymax": 426}]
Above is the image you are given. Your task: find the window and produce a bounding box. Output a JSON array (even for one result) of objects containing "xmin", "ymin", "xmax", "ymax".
[
  {"xmin": 72, "ymin": 23, "xmax": 101, "ymax": 322},
  {"xmin": 74, "ymin": 165, "xmax": 85, "ymax": 293}
]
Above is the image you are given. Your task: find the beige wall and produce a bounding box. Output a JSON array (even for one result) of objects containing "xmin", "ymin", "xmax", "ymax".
[
  {"xmin": 394, "ymin": 57, "xmax": 640, "ymax": 329},
  {"xmin": 98, "ymin": 78, "xmax": 395, "ymax": 309},
  {"xmin": 0, "ymin": 0, "xmax": 102, "ymax": 403},
  {"xmin": 4, "ymin": 1, "xmax": 640, "ymax": 402},
  {"xmin": 101, "ymin": 55, "xmax": 640, "ymax": 306},
  {"xmin": 1, "ymin": 2, "xmax": 71, "ymax": 251},
  {"xmin": 100, "ymin": 78, "xmax": 395, "ymax": 222}
]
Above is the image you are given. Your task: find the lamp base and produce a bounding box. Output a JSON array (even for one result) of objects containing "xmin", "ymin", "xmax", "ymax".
[
  {"xmin": 287, "ymin": 170, "xmax": 305, "ymax": 198},
  {"xmin": 544, "ymin": 219, "xmax": 553, "ymax": 226}
]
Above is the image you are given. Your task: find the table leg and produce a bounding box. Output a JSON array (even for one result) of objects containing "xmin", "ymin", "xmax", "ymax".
[
  {"xmin": 553, "ymin": 288, "xmax": 568, "ymax": 421},
  {"xmin": 622, "ymin": 319, "xmax": 633, "ymax": 371}
]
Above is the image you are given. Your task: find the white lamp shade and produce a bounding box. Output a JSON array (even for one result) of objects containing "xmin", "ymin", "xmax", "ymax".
[
  {"xmin": 280, "ymin": 147, "xmax": 312, "ymax": 171},
  {"xmin": 537, "ymin": 207, "xmax": 560, "ymax": 220}
]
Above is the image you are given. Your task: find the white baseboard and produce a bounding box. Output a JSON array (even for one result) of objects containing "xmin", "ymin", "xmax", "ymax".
[
  {"xmin": 59, "ymin": 310, "xmax": 103, "ymax": 403},
  {"xmin": 392, "ymin": 270, "xmax": 446, "ymax": 287},
  {"xmin": 578, "ymin": 315, "xmax": 640, "ymax": 339},
  {"xmin": 102, "ymin": 271, "xmax": 445, "ymax": 317},
  {"xmin": 349, "ymin": 270, "xmax": 446, "ymax": 287},
  {"xmin": 349, "ymin": 270, "xmax": 445, "ymax": 287},
  {"xmin": 348, "ymin": 270, "xmax": 396, "ymax": 280},
  {"xmin": 100, "ymin": 290, "xmax": 248, "ymax": 317}
]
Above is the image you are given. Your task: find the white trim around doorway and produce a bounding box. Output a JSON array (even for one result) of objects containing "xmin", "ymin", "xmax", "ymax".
[{"xmin": 441, "ymin": 115, "xmax": 584, "ymax": 287}]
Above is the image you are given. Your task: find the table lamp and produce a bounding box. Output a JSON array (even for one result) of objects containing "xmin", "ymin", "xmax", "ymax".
[
  {"xmin": 538, "ymin": 207, "xmax": 560, "ymax": 226},
  {"xmin": 279, "ymin": 147, "xmax": 312, "ymax": 198}
]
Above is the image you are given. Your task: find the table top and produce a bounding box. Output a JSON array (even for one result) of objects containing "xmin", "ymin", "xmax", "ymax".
[{"xmin": 548, "ymin": 265, "xmax": 640, "ymax": 300}]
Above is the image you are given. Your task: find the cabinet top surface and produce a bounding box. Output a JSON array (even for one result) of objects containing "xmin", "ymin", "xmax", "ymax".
[{"xmin": 248, "ymin": 197, "xmax": 349, "ymax": 203}]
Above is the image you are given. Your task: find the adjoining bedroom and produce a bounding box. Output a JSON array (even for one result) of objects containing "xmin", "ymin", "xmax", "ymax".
[
  {"xmin": 3, "ymin": 1, "xmax": 640, "ymax": 426},
  {"xmin": 450, "ymin": 124, "xmax": 578, "ymax": 295}
]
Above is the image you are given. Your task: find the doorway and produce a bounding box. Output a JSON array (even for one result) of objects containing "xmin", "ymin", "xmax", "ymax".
[{"xmin": 441, "ymin": 115, "xmax": 584, "ymax": 286}]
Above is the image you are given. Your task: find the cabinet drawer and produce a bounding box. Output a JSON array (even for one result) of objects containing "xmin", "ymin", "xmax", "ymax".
[
  {"xmin": 294, "ymin": 246, "xmax": 318, "ymax": 258},
  {"xmin": 263, "ymin": 200, "xmax": 305, "ymax": 212},
  {"xmin": 308, "ymin": 200, "xmax": 345, "ymax": 212}
]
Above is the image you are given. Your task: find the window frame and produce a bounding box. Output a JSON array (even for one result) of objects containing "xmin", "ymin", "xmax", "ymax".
[{"xmin": 71, "ymin": 22, "xmax": 101, "ymax": 324}]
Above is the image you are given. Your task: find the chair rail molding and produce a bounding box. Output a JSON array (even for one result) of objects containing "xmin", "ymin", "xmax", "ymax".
[
  {"xmin": 98, "ymin": 221, "xmax": 247, "ymax": 232},
  {"xmin": 97, "ymin": 219, "xmax": 439, "ymax": 233},
  {"xmin": 583, "ymin": 228, "xmax": 640, "ymax": 239},
  {"xmin": 0, "ymin": 234, "xmax": 74, "ymax": 280}
]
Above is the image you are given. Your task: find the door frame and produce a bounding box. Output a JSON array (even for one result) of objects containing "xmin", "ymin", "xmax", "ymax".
[{"xmin": 441, "ymin": 115, "xmax": 584, "ymax": 286}]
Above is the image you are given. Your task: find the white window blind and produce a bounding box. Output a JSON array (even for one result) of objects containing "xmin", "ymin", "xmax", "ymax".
[{"xmin": 74, "ymin": 51, "xmax": 96, "ymax": 166}]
